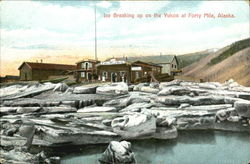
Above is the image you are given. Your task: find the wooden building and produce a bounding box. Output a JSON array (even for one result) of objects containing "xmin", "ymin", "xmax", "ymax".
[
  {"xmin": 131, "ymin": 61, "xmax": 162, "ymax": 82},
  {"xmin": 97, "ymin": 58, "xmax": 162, "ymax": 83},
  {"xmin": 75, "ymin": 59, "xmax": 100, "ymax": 82},
  {"xmin": 97, "ymin": 58, "xmax": 130, "ymax": 83},
  {"xmin": 18, "ymin": 62, "xmax": 76, "ymax": 81},
  {"xmin": 119, "ymin": 55, "xmax": 181, "ymax": 75}
]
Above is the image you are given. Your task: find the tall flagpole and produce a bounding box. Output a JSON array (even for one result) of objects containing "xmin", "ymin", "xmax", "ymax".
[{"xmin": 94, "ymin": 4, "xmax": 98, "ymax": 61}]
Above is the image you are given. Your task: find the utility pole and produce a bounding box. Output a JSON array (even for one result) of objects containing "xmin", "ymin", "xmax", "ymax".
[{"xmin": 94, "ymin": 4, "xmax": 98, "ymax": 61}]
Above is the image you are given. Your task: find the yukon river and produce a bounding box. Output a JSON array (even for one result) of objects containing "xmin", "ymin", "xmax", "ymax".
[{"xmin": 61, "ymin": 130, "xmax": 250, "ymax": 164}]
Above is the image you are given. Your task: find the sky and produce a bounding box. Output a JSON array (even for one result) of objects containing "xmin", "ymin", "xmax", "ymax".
[{"xmin": 0, "ymin": 0, "xmax": 249, "ymax": 76}]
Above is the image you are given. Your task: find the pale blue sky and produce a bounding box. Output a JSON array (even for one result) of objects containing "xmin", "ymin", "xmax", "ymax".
[{"xmin": 0, "ymin": 0, "xmax": 249, "ymax": 75}]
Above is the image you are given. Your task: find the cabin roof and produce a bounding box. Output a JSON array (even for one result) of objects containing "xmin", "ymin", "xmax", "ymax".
[
  {"xmin": 132, "ymin": 61, "xmax": 162, "ymax": 68},
  {"xmin": 97, "ymin": 58, "xmax": 162, "ymax": 68},
  {"xmin": 97, "ymin": 58, "xmax": 128, "ymax": 66},
  {"xmin": 18, "ymin": 62, "xmax": 76, "ymax": 71},
  {"xmin": 76, "ymin": 59, "xmax": 100, "ymax": 64},
  {"xmin": 120, "ymin": 55, "xmax": 178, "ymax": 64}
]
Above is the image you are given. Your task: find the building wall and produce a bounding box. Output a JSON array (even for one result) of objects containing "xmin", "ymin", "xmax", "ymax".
[
  {"xmin": 131, "ymin": 65, "xmax": 152, "ymax": 83},
  {"xmin": 20, "ymin": 64, "xmax": 32, "ymax": 81},
  {"xmin": 98, "ymin": 64, "xmax": 131, "ymax": 83},
  {"xmin": 78, "ymin": 70, "xmax": 98, "ymax": 81},
  {"xmin": 170, "ymin": 58, "xmax": 178, "ymax": 75},
  {"xmin": 159, "ymin": 58, "xmax": 178, "ymax": 75},
  {"xmin": 151, "ymin": 66, "xmax": 162, "ymax": 74},
  {"xmin": 76, "ymin": 61, "xmax": 98, "ymax": 81},
  {"xmin": 131, "ymin": 71, "xmax": 143, "ymax": 82},
  {"xmin": 76, "ymin": 61, "xmax": 98, "ymax": 70},
  {"xmin": 98, "ymin": 63, "xmax": 161, "ymax": 83},
  {"xmin": 160, "ymin": 63, "xmax": 171, "ymax": 74},
  {"xmin": 32, "ymin": 69, "xmax": 64, "ymax": 81}
]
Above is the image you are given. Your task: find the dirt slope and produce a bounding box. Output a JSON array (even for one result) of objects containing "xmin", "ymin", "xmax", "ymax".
[
  {"xmin": 183, "ymin": 39, "xmax": 250, "ymax": 86},
  {"xmin": 177, "ymin": 50, "xmax": 212, "ymax": 69}
]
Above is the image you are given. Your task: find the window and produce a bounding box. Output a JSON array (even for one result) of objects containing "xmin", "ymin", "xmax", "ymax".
[
  {"xmin": 111, "ymin": 73, "xmax": 117, "ymax": 82},
  {"xmin": 89, "ymin": 63, "xmax": 92, "ymax": 69},
  {"xmin": 85, "ymin": 63, "xmax": 89, "ymax": 69},
  {"xmin": 172, "ymin": 64, "xmax": 174, "ymax": 68},
  {"xmin": 81, "ymin": 62, "xmax": 91, "ymax": 69},
  {"xmin": 81, "ymin": 72, "xmax": 85, "ymax": 77},
  {"xmin": 102, "ymin": 72, "xmax": 107, "ymax": 78},
  {"xmin": 102, "ymin": 72, "xmax": 107, "ymax": 81},
  {"xmin": 135, "ymin": 72, "xmax": 140, "ymax": 79}
]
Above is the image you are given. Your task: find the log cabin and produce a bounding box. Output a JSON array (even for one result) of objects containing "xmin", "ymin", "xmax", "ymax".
[{"xmin": 18, "ymin": 62, "xmax": 76, "ymax": 81}]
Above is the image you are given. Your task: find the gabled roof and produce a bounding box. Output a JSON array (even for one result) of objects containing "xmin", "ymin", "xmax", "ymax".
[
  {"xmin": 18, "ymin": 62, "xmax": 76, "ymax": 71},
  {"xmin": 132, "ymin": 61, "xmax": 162, "ymax": 68},
  {"xmin": 97, "ymin": 59, "xmax": 162, "ymax": 69},
  {"xmin": 97, "ymin": 58, "xmax": 128, "ymax": 66},
  {"xmin": 120, "ymin": 55, "xmax": 177, "ymax": 64},
  {"xmin": 76, "ymin": 59, "xmax": 100, "ymax": 64}
]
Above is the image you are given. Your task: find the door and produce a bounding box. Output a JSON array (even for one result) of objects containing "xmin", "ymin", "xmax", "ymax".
[
  {"xmin": 25, "ymin": 73, "xmax": 27, "ymax": 81},
  {"xmin": 111, "ymin": 72, "xmax": 117, "ymax": 82},
  {"xmin": 88, "ymin": 73, "xmax": 92, "ymax": 80}
]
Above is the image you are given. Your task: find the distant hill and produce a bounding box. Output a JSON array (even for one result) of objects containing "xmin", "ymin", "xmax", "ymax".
[
  {"xmin": 183, "ymin": 38, "xmax": 250, "ymax": 86},
  {"xmin": 208, "ymin": 38, "xmax": 250, "ymax": 65},
  {"xmin": 177, "ymin": 50, "xmax": 213, "ymax": 69}
]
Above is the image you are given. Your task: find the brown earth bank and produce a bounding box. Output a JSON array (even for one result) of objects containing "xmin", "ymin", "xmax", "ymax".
[{"xmin": 183, "ymin": 39, "xmax": 250, "ymax": 87}]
